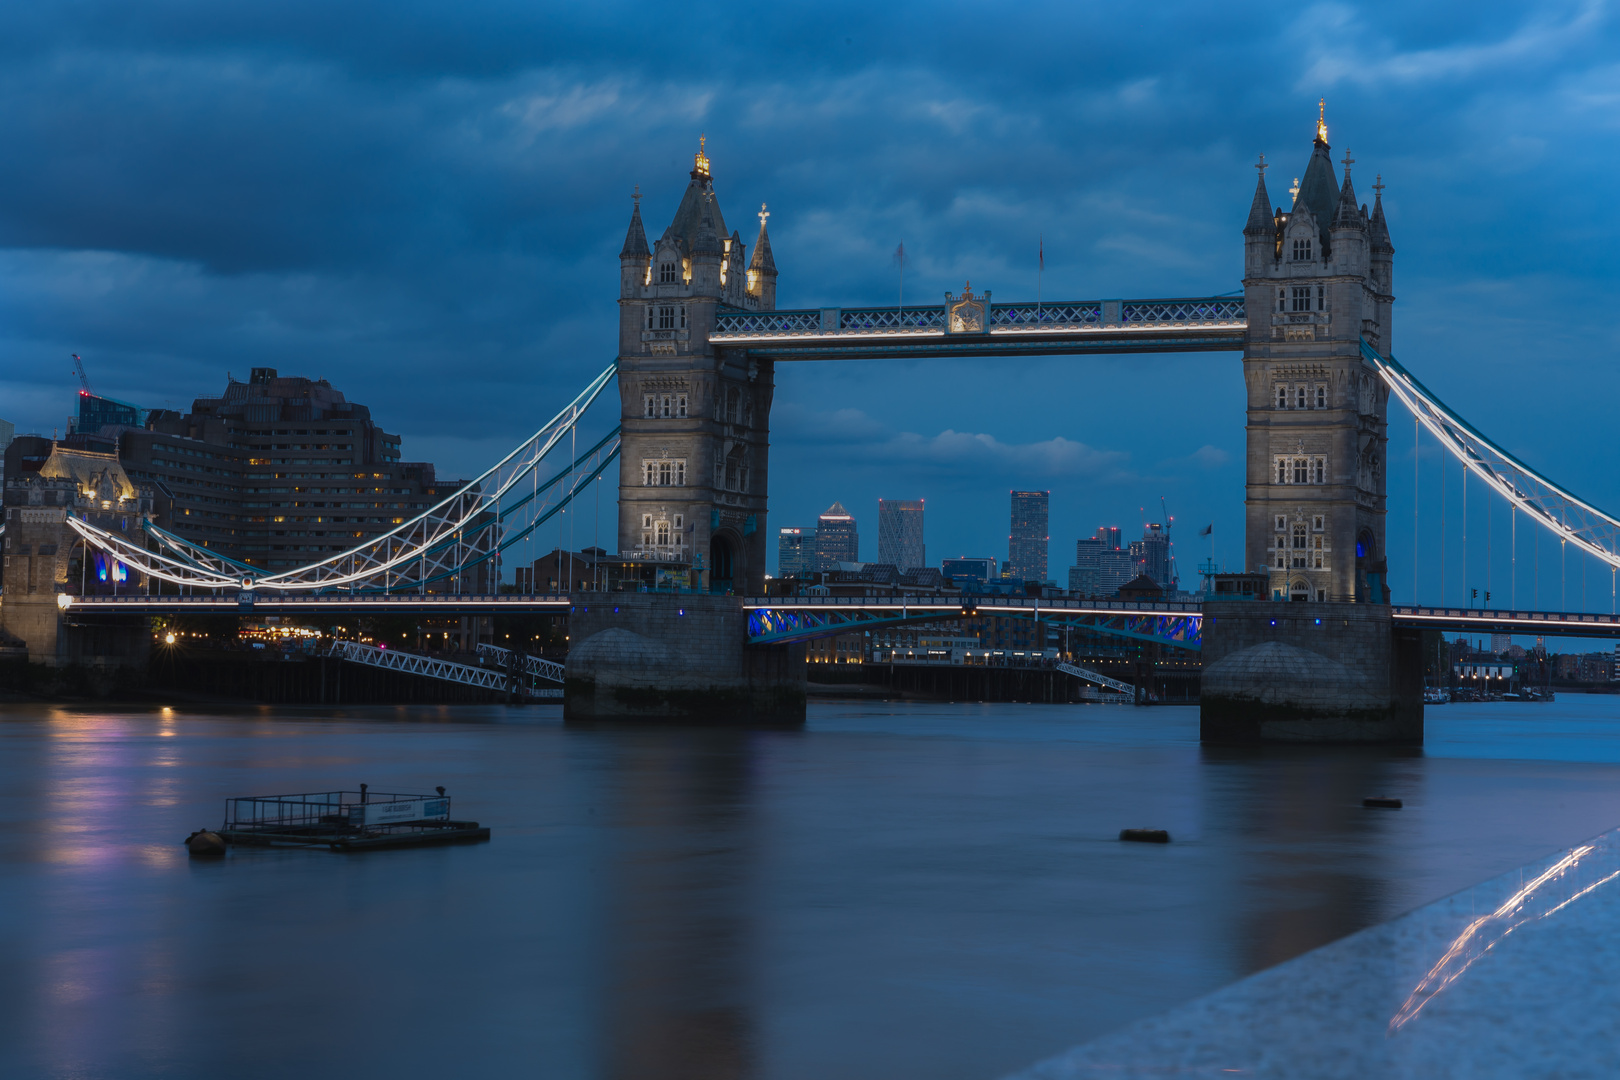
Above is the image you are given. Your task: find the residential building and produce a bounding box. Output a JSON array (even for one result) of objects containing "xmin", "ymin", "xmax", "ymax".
[
  {"xmin": 1007, "ymin": 490, "xmax": 1049, "ymax": 582},
  {"xmin": 942, "ymin": 557, "xmax": 997, "ymax": 587},
  {"xmin": 1490, "ymin": 633, "xmax": 1512, "ymax": 655},
  {"xmin": 877, "ymin": 498, "xmax": 926, "ymax": 572},
  {"xmin": 816, "ymin": 502, "xmax": 858, "ymax": 568},
  {"xmin": 113, "ymin": 367, "xmax": 472, "ymax": 579}
]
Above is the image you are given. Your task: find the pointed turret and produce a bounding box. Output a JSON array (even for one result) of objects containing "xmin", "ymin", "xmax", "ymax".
[
  {"xmin": 750, "ymin": 205, "xmax": 776, "ymax": 275},
  {"xmin": 1369, "ymin": 178, "xmax": 1393, "ymax": 253},
  {"xmin": 1244, "ymin": 164, "xmax": 1274, "ymax": 236},
  {"xmin": 748, "ymin": 202, "xmax": 777, "ymax": 307},
  {"xmin": 1332, "ymin": 168, "xmax": 1363, "ymax": 230},
  {"xmin": 619, "ymin": 194, "xmax": 650, "ymax": 259}
]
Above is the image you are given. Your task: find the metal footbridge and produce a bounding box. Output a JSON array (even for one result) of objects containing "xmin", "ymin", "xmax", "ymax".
[
  {"xmin": 711, "ymin": 295, "xmax": 1245, "ymax": 360},
  {"xmin": 324, "ymin": 640, "xmax": 563, "ymax": 698}
]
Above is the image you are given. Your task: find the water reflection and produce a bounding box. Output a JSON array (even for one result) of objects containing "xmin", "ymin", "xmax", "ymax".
[
  {"xmin": 597, "ymin": 731, "xmax": 761, "ymax": 1080},
  {"xmin": 1202, "ymin": 745, "xmax": 1417, "ymax": 973}
]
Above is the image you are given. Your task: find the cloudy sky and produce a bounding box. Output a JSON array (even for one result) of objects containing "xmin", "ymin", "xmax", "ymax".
[{"xmin": 4, "ymin": 1, "xmax": 1620, "ymax": 606}]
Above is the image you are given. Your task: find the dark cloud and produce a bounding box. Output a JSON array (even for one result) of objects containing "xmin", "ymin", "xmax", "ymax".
[{"xmin": 2, "ymin": 0, "xmax": 1617, "ymax": 590}]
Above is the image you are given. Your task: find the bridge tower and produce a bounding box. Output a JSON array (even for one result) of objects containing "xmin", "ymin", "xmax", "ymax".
[
  {"xmin": 615, "ymin": 139, "xmax": 777, "ymax": 593},
  {"xmin": 1241, "ymin": 107, "xmax": 1394, "ymax": 602}
]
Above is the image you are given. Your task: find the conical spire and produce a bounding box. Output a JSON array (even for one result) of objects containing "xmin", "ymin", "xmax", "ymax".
[
  {"xmin": 619, "ymin": 189, "xmax": 650, "ymax": 259},
  {"xmin": 1369, "ymin": 175, "xmax": 1393, "ymax": 252},
  {"xmin": 1245, "ymin": 158, "xmax": 1274, "ymax": 236},
  {"xmin": 749, "ymin": 202, "xmax": 776, "ymax": 274},
  {"xmin": 1293, "ymin": 131, "xmax": 1339, "ymax": 253},
  {"xmin": 1332, "ymin": 159, "xmax": 1363, "ymax": 230}
]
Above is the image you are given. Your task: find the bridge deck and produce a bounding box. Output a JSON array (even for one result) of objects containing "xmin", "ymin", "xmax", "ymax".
[
  {"xmin": 711, "ymin": 296, "xmax": 1245, "ymax": 360},
  {"xmin": 64, "ymin": 594, "xmax": 1620, "ymax": 641}
]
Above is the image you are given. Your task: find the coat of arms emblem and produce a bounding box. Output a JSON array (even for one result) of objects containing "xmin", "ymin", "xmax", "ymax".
[{"xmin": 945, "ymin": 281, "xmax": 990, "ymax": 334}]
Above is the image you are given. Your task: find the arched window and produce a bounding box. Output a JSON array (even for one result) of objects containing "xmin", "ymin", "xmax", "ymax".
[{"xmin": 1292, "ymin": 237, "xmax": 1312, "ymax": 261}]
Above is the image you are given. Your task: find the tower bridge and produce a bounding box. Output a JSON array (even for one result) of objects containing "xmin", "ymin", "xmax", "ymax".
[{"xmin": 36, "ymin": 111, "xmax": 1620, "ymax": 736}]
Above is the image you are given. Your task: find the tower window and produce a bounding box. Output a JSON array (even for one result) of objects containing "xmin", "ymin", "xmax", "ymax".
[
  {"xmin": 1293, "ymin": 458, "xmax": 1308, "ymax": 484},
  {"xmin": 1292, "ymin": 238, "xmax": 1312, "ymax": 260},
  {"xmin": 643, "ymin": 395, "xmax": 656, "ymax": 418},
  {"xmin": 659, "ymin": 262, "xmax": 678, "ymax": 283},
  {"xmin": 1315, "ymin": 384, "xmax": 1327, "ymax": 409},
  {"xmin": 1291, "ymin": 286, "xmax": 1312, "ymax": 312},
  {"xmin": 1276, "ymin": 385, "xmax": 1288, "ymax": 409},
  {"xmin": 1295, "ymin": 386, "xmax": 1307, "ymax": 409},
  {"xmin": 658, "ymin": 306, "xmax": 676, "ymax": 330},
  {"xmin": 660, "ymin": 395, "xmax": 672, "ymax": 418},
  {"xmin": 676, "ymin": 394, "xmax": 688, "ymax": 418},
  {"xmin": 1317, "ymin": 285, "xmax": 1326, "ymax": 311},
  {"xmin": 1277, "ymin": 288, "xmax": 1286, "ymax": 313}
]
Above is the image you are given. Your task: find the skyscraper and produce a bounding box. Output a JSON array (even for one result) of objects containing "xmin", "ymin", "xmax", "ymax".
[
  {"xmin": 816, "ymin": 502, "xmax": 858, "ymax": 568},
  {"xmin": 877, "ymin": 498, "xmax": 925, "ymax": 571},
  {"xmin": 778, "ymin": 527, "xmax": 816, "ymax": 577},
  {"xmin": 1007, "ymin": 490, "xmax": 1049, "ymax": 583},
  {"xmin": 1130, "ymin": 523, "xmax": 1174, "ymax": 589}
]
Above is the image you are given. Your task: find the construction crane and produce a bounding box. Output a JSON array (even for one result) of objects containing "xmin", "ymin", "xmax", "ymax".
[
  {"xmin": 71, "ymin": 354, "xmax": 93, "ymax": 398},
  {"xmin": 1161, "ymin": 496, "xmax": 1178, "ymax": 590}
]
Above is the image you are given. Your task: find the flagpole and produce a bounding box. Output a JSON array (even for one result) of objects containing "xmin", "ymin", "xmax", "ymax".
[{"xmin": 1037, "ymin": 235, "xmax": 1042, "ymax": 325}]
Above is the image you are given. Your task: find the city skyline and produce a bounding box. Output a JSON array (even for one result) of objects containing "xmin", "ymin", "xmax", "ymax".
[{"xmin": 4, "ymin": 4, "xmax": 1620, "ymax": 609}]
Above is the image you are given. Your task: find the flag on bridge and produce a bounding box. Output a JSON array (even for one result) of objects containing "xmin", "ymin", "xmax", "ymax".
[{"xmin": 1200, "ymin": 523, "xmax": 1213, "ymax": 537}]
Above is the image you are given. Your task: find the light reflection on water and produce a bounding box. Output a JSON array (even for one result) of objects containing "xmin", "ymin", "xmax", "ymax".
[{"xmin": 1, "ymin": 697, "xmax": 1620, "ymax": 1079}]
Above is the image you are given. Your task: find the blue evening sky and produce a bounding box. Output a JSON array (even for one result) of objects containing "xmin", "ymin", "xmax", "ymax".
[{"xmin": 3, "ymin": 1, "xmax": 1619, "ymax": 609}]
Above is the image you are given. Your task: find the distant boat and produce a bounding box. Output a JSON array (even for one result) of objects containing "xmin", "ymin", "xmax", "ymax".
[{"xmin": 1423, "ymin": 689, "xmax": 1450, "ymax": 705}]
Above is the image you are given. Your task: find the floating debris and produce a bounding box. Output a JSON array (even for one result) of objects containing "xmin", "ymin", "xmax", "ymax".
[
  {"xmin": 199, "ymin": 784, "xmax": 490, "ymax": 852},
  {"xmin": 1120, "ymin": 828, "xmax": 1171, "ymax": 843},
  {"xmin": 184, "ymin": 829, "xmax": 227, "ymax": 858}
]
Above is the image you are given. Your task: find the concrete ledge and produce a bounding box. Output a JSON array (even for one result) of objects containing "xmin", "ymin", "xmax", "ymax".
[{"xmin": 1005, "ymin": 823, "xmax": 1620, "ymax": 1078}]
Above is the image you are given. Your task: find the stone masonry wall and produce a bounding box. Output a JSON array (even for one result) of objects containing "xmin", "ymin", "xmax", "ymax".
[{"xmin": 564, "ymin": 591, "xmax": 805, "ymax": 723}]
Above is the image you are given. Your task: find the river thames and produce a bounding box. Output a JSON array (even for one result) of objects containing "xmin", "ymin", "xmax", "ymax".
[{"xmin": 3, "ymin": 698, "xmax": 1620, "ymax": 1079}]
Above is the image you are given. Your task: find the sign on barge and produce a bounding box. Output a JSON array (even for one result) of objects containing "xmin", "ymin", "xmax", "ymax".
[{"xmin": 215, "ymin": 786, "xmax": 490, "ymax": 851}]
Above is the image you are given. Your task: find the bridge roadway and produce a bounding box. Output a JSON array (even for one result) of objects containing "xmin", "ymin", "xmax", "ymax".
[
  {"xmin": 709, "ymin": 296, "xmax": 1246, "ymax": 360},
  {"xmin": 64, "ymin": 594, "xmax": 1620, "ymax": 647}
]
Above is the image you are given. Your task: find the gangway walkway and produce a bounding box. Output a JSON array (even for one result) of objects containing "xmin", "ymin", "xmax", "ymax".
[
  {"xmin": 475, "ymin": 643, "xmax": 565, "ymax": 684},
  {"xmin": 1055, "ymin": 662, "xmax": 1136, "ymax": 699},
  {"xmin": 325, "ymin": 640, "xmax": 562, "ymax": 699}
]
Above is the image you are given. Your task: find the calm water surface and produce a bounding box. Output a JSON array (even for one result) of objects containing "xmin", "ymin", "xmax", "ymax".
[{"xmin": 4, "ymin": 697, "xmax": 1620, "ymax": 1079}]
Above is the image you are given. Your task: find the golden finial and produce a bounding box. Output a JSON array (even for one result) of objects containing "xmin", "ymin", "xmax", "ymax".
[
  {"xmin": 1289, "ymin": 177, "xmax": 1300, "ymax": 203},
  {"xmin": 758, "ymin": 202, "xmax": 769, "ymax": 228},
  {"xmin": 1316, "ymin": 98, "xmax": 1328, "ymax": 144},
  {"xmin": 694, "ymin": 133, "xmax": 711, "ymax": 178}
]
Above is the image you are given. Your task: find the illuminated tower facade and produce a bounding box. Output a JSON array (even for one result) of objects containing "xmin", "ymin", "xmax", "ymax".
[
  {"xmin": 1242, "ymin": 105, "xmax": 1395, "ymax": 602},
  {"xmin": 615, "ymin": 139, "xmax": 778, "ymax": 592}
]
